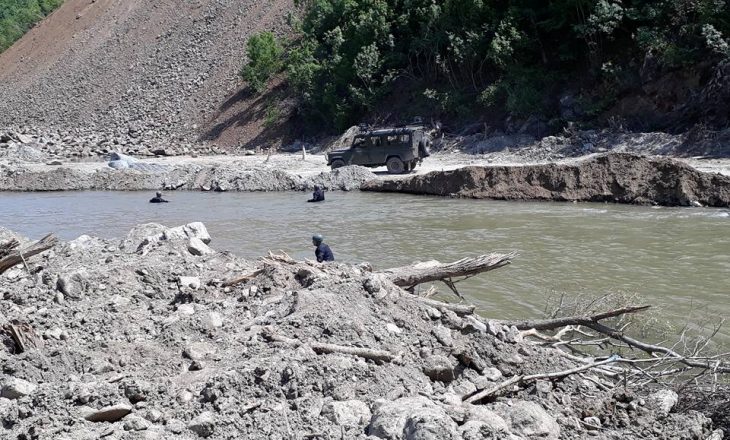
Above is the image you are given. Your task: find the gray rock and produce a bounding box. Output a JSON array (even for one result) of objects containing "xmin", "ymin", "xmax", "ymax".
[
  {"xmin": 321, "ymin": 400, "xmax": 371, "ymax": 426},
  {"xmin": 492, "ymin": 400, "xmax": 560, "ymax": 440},
  {"xmin": 583, "ymin": 416, "xmax": 601, "ymax": 430},
  {"xmin": 649, "ymin": 389, "xmax": 679, "ymax": 417},
  {"xmin": 124, "ymin": 415, "xmax": 150, "ymax": 431},
  {"xmin": 368, "ymin": 396, "xmax": 442, "ymax": 439},
  {"xmin": 423, "ymin": 355, "xmax": 455, "ymax": 382},
  {"xmin": 1, "ymin": 377, "xmax": 37, "ymax": 399},
  {"xmin": 403, "ymin": 406, "xmax": 460, "ymax": 440},
  {"xmin": 189, "ymin": 411, "xmax": 215, "ymax": 437},
  {"xmin": 84, "ymin": 403, "xmax": 133, "ymax": 422},
  {"xmin": 188, "ymin": 237, "xmax": 214, "ymax": 256},
  {"xmin": 178, "ymin": 276, "xmax": 201, "ymax": 290}
]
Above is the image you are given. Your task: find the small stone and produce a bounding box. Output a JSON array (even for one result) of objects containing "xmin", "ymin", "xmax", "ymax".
[
  {"xmin": 84, "ymin": 404, "xmax": 133, "ymax": 422},
  {"xmin": 188, "ymin": 411, "xmax": 215, "ymax": 437},
  {"xmin": 423, "ymin": 355, "xmax": 455, "ymax": 382},
  {"xmin": 124, "ymin": 415, "xmax": 150, "ymax": 431},
  {"xmin": 189, "ymin": 361, "xmax": 205, "ymax": 371},
  {"xmin": 204, "ymin": 312, "xmax": 223, "ymax": 328},
  {"xmin": 176, "ymin": 390, "xmax": 194, "ymax": 403},
  {"xmin": 385, "ymin": 323, "xmax": 401, "ymax": 334},
  {"xmin": 649, "ymin": 390, "xmax": 678, "ymax": 417},
  {"xmin": 54, "ymin": 292, "xmax": 64, "ymax": 303},
  {"xmin": 178, "ymin": 276, "xmax": 200, "ymax": 290},
  {"xmin": 143, "ymin": 409, "xmax": 163, "ymax": 423},
  {"xmin": 176, "ymin": 304, "xmax": 195, "ymax": 315},
  {"xmin": 321, "ymin": 400, "xmax": 371, "ymax": 426},
  {"xmin": 1, "ymin": 377, "xmax": 37, "ymax": 399},
  {"xmin": 583, "ymin": 416, "xmax": 601, "ymax": 430}
]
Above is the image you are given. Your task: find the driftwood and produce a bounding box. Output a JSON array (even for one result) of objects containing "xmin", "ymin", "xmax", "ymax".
[
  {"xmin": 380, "ymin": 252, "xmax": 516, "ymax": 290},
  {"xmin": 409, "ymin": 296, "xmax": 476, "ymax": 316},
  {"xmin": 222, "ymin": 269, "xmax": 264, "ymax": 287},
  {"xmin": 464, "ymin": 355, "xmax": 620, "ymax": 403},
  {"xmin": 262, "ymin": 330, "xmax": 396, "ymax": 363},
  {"xmin": 501, "ymin": 304, "xmax": 730, "ymax": 374},
  {"xmin": 496, "ymin": 305, "xmax": 651, "ymax": 331},
  {"xmin": 0, "ymin": 234, "xmax": 58, "ymax": 275}
]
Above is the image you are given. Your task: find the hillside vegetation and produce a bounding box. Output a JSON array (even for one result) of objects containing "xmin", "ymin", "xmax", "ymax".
[
  {"xmin": 0, "ymin": 0, "xmax": 63, "ymax": 52},
  {"xmin": 245, "ymin": 0, "xmax": 730, "ymax": 132}
]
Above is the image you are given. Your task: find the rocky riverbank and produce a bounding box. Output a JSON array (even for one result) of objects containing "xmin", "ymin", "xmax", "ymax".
[
  {"xmin": 363, "ymin": 153, "xmax": 730, "ymax": 208},
  {"xmin": 0, "ymin": 224, "xmax": 726, "ymax": 439}
]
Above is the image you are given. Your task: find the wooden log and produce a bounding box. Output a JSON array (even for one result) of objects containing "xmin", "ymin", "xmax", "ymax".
[
  {"xmin": 262, "ymin": 330, "xmax": 396, "ymax": 362},
  {"xmin": 379, "ymin": 252, "xmax": 516, "ymax": 288},
  {"xmin": 407, "ymin": 296, "xmax": 476, "ymax": 316},
  {"xmin": 0, "ymin": 234, "xmax": 58, "ymax": 275}
]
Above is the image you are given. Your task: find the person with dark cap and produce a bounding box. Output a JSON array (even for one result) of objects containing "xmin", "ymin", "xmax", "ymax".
[
  {"xmin": 149, "ymin": 191, "xmax": 169, "ymax": 203},
  {"xmin": 312, "ymin": 234, "xmax": 334, "ymax": 262},
  {"xmin": 308, "ymin": 185, "xmax": 325, "ymax": 202}
]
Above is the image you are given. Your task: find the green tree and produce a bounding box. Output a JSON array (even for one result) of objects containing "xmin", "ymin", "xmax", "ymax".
[{"xmin": 240, "ymin": 31, "xmax": 284, "ymax": 93}]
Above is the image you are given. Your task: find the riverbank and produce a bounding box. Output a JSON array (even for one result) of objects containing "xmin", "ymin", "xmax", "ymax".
[
  {"xmin": 1, "ymin": 150, "xmax": 729, "ymax": 208},
  {"xmin": 363, "ymin": 153, "xmax": 730, "ymax": 208},
  {"xmin": 0, "ymin": 223, "xmax": 726, "ymax": 439}
]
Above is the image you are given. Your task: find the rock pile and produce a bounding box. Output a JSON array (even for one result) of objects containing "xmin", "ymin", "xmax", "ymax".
[
  {"xmin": 0, "ymin": 0, "xmax": 293, "ymax": 151},
  {"xmin": 0, "ymin": 223, "xmax": 723, "ymax": 439}
]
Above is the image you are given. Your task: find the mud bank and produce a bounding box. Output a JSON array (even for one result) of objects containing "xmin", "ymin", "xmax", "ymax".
[
  {"xmin": 0, "ymin": 224, "xmax": 725, "ymax": 439},
  {"xmin": 0, "ymin": 160, "xmax": 375, "ymax": 192},
  {"xmin": 363, "ymin": 153, "xmax": 730, "ymax": 207}
]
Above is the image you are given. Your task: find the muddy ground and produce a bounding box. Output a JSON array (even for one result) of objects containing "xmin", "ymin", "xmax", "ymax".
[
  {"xmin": 0, "ymin": 224, "xmax": 725, "ymax": 439},
  {"xmin": 363, "ymin": 153, "xmax": 730, "ymax": 208}
]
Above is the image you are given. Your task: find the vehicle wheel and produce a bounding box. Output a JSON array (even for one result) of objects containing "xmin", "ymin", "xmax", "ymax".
[
  {"xmin": 330, "ymin": 159, "xmax": 346, "ymax": 170},
  {"xmin": 409, "ymin": 160, "xmax": 418, "ymax": 171},
  {"xmin": 386, "ymin": 157, "xmax": 405, "ymax": 174}
]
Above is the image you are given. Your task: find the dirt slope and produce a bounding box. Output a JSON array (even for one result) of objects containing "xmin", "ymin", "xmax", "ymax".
[{"xmin": 0, "ymin": 0, "xmax": 293, "ymax": 150}]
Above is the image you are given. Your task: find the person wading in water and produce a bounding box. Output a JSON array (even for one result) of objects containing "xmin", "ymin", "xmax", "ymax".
[
  {"xmin": 149, "ymin": 192, "xmax": 169, "ymax": 203},
  {"xmin": 312, "ymin": 234, "xmax": 334, "ymax": 262}
]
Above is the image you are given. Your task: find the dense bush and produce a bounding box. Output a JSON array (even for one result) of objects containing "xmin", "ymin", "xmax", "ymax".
[
  {"xmin": 239, "ymin": 31, "xmax": 284, "ymax": 93},
  {"xmin": 0, "ymin": 0, "xmax": 64, "ymax": 52},
  {"xmin": 246, "ymin": 0, "xmax": 730, "ymax": 131}
]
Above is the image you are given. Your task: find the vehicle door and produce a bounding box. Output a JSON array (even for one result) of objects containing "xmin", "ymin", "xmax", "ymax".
[{"xmin": 349, "ymin": 137, "xmax": 370, "ymax": 165}]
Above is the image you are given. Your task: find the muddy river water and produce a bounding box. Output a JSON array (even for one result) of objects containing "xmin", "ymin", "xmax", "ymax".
[{"xmin": 2, "ymin": 191, "xmax": 729, "ymax": 344}]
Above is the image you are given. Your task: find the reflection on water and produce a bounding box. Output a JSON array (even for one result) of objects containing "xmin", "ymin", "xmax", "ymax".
[{"xmin": 2, "ymin": 190, "xmax": 729, "ymax": 343}]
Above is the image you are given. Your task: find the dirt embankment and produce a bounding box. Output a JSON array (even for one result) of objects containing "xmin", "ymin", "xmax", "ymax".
[
  {"xmin": 363, "ymin": 153, "xmax": 730, "ymax": 207},
  {"xmin": 0, "ymin": 224, "xmax": 724, "ymax": 439}
]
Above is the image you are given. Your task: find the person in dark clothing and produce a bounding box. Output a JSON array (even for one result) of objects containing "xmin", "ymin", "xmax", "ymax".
[
  {"xmin": 312, "ymin": 234, "xmax": 334, "ymax": 262},
  {"xmin": 308, "ymin": 185, "xmax": 325, "ymax": 202},
  {"xmin": 149, "ymin": 191, "xmax": 169, "ymax": 203}
]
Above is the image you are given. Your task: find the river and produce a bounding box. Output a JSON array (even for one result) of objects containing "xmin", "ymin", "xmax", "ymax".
[{"xmin": 1, "ymin": 190, "xmax": 729, "ymax": 344}]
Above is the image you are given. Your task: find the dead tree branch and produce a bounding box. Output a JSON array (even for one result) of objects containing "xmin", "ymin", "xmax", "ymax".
[
  {"xmin": 464, "ymin": 355, "xmax": 620, "ymax": 404},
  {"xmin": 379, "ymin": 252, "xmax": 516, "ymax": 289},
  {"xmin": 0, "ymin": 234, "xmax": 58, "ymax": 275},
  {"xmin": 496, "ymin": 305, "xmax": 651, "ymax": 331}
]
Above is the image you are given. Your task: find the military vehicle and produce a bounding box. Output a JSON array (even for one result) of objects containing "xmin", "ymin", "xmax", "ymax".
[{"xmin": 326, "ymin": 126, "xmax": 431, "ymax": 174}]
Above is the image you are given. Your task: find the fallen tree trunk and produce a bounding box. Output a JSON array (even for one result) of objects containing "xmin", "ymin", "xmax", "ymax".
[
  {"xmin": 0, "ymin": 234, "xmax": 58, "ymax": 275},
  {"xmin": 379, "ymin": 252, "xmax": 516, "ymax": 289}
]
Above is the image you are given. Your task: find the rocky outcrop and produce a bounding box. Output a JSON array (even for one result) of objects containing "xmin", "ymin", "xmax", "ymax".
[{"xmin": 362, "ymin": 153, "xmax": 730, "ymax": 207}]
